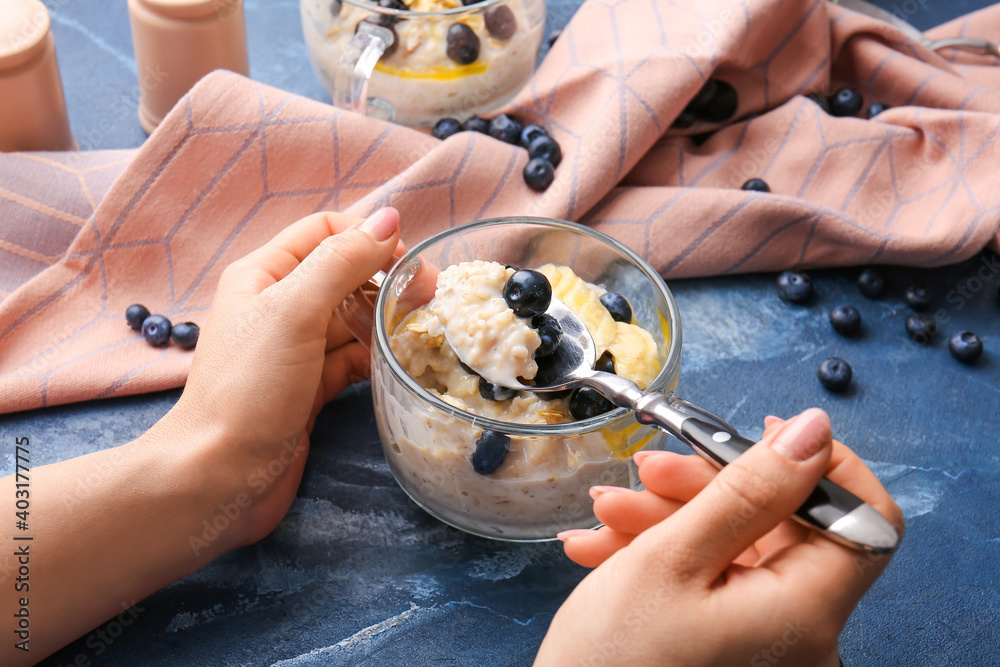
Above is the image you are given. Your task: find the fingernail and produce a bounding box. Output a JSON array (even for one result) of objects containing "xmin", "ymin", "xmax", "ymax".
[
  {"xmin": 556, "ymin": 529, "xmax": 594, "ymax": 542},
  {"xmin": 358, "ymin": 207, "xmax": 399, "ymax": 242},
  {"xmin": 771, "ymin": 408, "xmax": 830, "ymax": 461},
  {"xmin": 589, "ymin": 485, "xmax": 626, "ymax": 500},
  {"xmin": 632, "ymin": 450, "xmax": 666, "ymax": 466}
]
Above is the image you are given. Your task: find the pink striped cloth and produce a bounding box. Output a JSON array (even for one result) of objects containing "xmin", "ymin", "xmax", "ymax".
[{"xmin": 2, "ymin": 0, "xmax": 1000, "ymax": 414}]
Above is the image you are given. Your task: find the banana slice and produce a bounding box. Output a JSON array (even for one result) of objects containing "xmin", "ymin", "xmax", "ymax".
[
  {"xmin": 606, "ymin": 321, "xmax": 661, "ymax": 390},
  {"xmin": 538, "ymin": 264, "xmax": 617, "ymax": 355}
]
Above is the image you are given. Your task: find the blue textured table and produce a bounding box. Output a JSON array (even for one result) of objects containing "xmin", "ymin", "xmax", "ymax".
[{"xmin": 3, "ymin": 1, "xmax": 998, "ymax": 665}]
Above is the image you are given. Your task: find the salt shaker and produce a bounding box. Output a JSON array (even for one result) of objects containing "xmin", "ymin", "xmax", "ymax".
[
  {"xmin": 128, "ymin": 0, "xmax": 250, "ymax": 133},
  {"xmin": 0, "ymin": 0, "xmax": 75, "ymax": 152}
]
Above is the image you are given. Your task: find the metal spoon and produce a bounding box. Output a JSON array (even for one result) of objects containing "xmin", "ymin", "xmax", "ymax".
[{"xmin": 450, "ymin": 297, "xmax": 900, "ymax": 554}]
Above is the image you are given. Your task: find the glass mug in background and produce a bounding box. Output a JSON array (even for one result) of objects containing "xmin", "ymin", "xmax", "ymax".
[{"xmin": 299, "ymin": 0, "xmax": 546, "ymax": 126}]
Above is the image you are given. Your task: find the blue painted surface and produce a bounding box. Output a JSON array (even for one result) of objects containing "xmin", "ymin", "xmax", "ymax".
[{"xmin": 3, "ymin": 0, "xmax": 997, "ymax": 664}]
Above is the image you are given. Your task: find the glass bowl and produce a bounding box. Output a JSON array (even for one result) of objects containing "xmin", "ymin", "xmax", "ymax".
[
  {"xmin": 371, "ymin": 218, "xmax": 683, "ymax": 541},
  {"xmin": 299, "ymin": 0, "xmax": 546, "ymax": 127}
]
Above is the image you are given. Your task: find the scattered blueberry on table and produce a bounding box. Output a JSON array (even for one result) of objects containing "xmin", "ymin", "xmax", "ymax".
[
  {"xmin": 697, "ymin": 80, "xmax": 739, "ymax": 123},
  {"xmin": 463, "ymin": 115, "xmax": 490, "ymax": 134},
  {"xmin": 125, "ymin": 304, "xmax": 150, "ymax": 331},
  {"xmin": 857, "ymin": 268, "xmax": 885, "ymax": 298},
  {"xmin": 569, "ymin": 387, "xmax": 615, "ymax": 420},
  {"xmin": 523, "ymin": 157, "xmax": 555, "ymax": 192},
  {"xmin": 479, "ymin": 377, "xmax": 518, "ymax": 402},
  {"xmin": 776, "ymin": 270, "xmax": 813, "ymax": 304},
  {"xmin": 472, "ymin": 430, "xmax": 511, "ymax": 475},
  {"xmin": 528, "ymin": 135, "xmax": 562, "ymax": 167},
  {"xmin": 519, "ymin": 124, "xmax": 547, "ymax": 148},
  {"xmin": 905, "ymin": 285, "xmax": 931, "ymax": 311},
  {"xmin": 949, "ymin": 331, "xmax": 983, "ymax": 364},
  {"xmin": 829, "ymin": 305, "xmax": 862, "ymax": 337},
  {"xmin": 126, "ymin": 304, "xmax": 198, "ymax": 350},
  {"xmin": 867, "ymin": 102, "xmax": 889, "ymax": 118},
  {"xmin": 170, "ymin": 322, "xmax": 200, "ymax": 350},
  {"xmin": 806, "ymin": 92, "xmax": 831, "ymax": 113},
  {"xmin": 432, "ymin": 117, "xmax": 462, "ymax": 140},
  {"xmin": 599, "ymin": 292, "xmax": 632, "ymax": 323},
  {"xmin": 503, "ymin": 269, "xmax": 552, "ymax": 318},
  {"xmin": 674, "ymin": 79, "xmax": 739, "ymax": 127},
  {"xmin": 141, "ymin": 314, "xmax": 172, "ymax": 347},
  {"xmin": 488, "ymin": 113, "xmax": 522, "ymax": 144},
  {"xmin": 905, "ymin": 313, "xmax": 938, "ymax": 344},
  {"xmin": 817, "ymin": 357, "xmax": 853, "ymax": 392},
  {"xmin": 531, "ymin": 313, "xmax": 562, "ymax": 357},
  {"xmin": 741, "ymin": 178, "xmax": 770, "ymax": 193},
  {"xmin": 829, "ymin": 87, "xmax": 864, "ymax": 117}
]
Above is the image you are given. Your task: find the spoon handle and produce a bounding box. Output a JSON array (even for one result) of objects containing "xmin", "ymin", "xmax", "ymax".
[{"xmin": 631, "ymin": 394, "xmax": 899, "ymax": 554}]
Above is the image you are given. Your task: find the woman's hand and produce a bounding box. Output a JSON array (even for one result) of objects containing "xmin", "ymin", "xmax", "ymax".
[
  {"xmin": 156, "ymin": 207, "xmax": 402, "ymax": 547},
  {"xmin": 537, "ymin": 408, "xmax": 903, "ymax": 667}
]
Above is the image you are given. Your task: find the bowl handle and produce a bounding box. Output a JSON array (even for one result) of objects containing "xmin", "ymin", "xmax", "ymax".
[{"xmin": 332, "ymin": 21, "xmax": 396, "ymax": 122}]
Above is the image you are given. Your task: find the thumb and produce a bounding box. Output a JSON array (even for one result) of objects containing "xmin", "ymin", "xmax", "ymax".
[
  {"xmin": 273, "ymin": 207, "xmax": 400, "ymax": 316},
  {"xmin": 640, "ymin": 408, "xmax": 833, "ymax": 583}
]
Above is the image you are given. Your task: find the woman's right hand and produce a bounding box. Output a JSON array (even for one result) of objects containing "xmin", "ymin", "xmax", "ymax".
[{"xmin": 539, "ymin": 409, "xmax": 903, "ymax": 666}]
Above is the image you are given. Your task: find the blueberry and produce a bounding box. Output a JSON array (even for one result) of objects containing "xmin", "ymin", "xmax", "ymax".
[
  {"xmin": 484, "ymin": 5, "xmax": 517, "ymax": 40},
  {"xmin": 671, "ymin": 110, "xmax": 697, "ymax": 129},
  {"xmin": 741, "ymin": 178, "xmax": 770, "ymax": 193},
  {"xmin": 459, "ymin": 361, "xmax": 476, "ymax": 375},
  {"xmin": 829, "ymin": 305, "xmax": 861, "ymax": 336},
  {"xmin": 817, "ymin": 357, "xmax": 852, "ymax": 392},
  {"xmin": 867, "ymin": 102, "xmax": 889, "ymax": 118},
  {"xmin": 905, "ymin": 285, "xmax": 931, "ymax": 311},
  {"xmin": 432, "ymin": 118, "xmax": 462, "ymax": 140},
  {"xmin": 463, "ymin": 115, "xmax": 490, "ymax": 134},
  {"xmin": 472, "ymin": 430, "xmax": 511, "ymax": 475},
  {"xmin": 806, "ymin": 92, "xmax": 831, "ymax": 114},
  {"xmin": 547, "ymin": 27, "xmax": 562, "ymax": 49},
  {"xmin": 503, "ymin": 269, "xmax": 552, "ymax": 318},
  {"xmin": 446, "ymin": 23, "xmax": 479, "ymax": 65},
  {"xmin": 829, "ymin": 87, "xmax": 863, "ymax": 117},
  {"xmin": 696, "ymin": 80, "xmax": 738, "ymax": 123},
  {"xmin": 594, "ymin": 351, "xmax": 616, "ymax": 374},
  {"xmin": 170, "ymin": 322, "xmax": 200, "ymax": 350},
  {"xmin": 126, "ymin": 304, "xmax": 150, "ymax": 331},
  {"xmin": 141, "ymin": 314, "xmax": 172, "ymax": 347},
  {"xmin": 687, "ymin": 79, "xmax": 718, "ymax": 113},
  {"xmin": 857, "ymin": 268, "xmax": 885, "ymax": 298},
  {"xmin": 569, "ymin": 387, "xmax": 615, "ymax": 420},
  {"xmin": 776, "ymin": 270, "xmax": 813, "ymax": 304},
  {"xmin": 329, "ymin": 0, "xmax": 342, "ymax": 16},
  {"xmin": 519, "ymin": 124, "xmax": 547, "ymax": 148},
  {"xmin": 905, "ymin": 313, "xmax": 937, "ymax": 344},
  {"xmin": 599, "ymin": 292, "xmax": 632, "ymax": 323},
  {"xmin": 523, "ymin": 158, "xmax": 554, "ymax": 192},
  {"xmin": 479, "ymin": 376, "xmax": 518, "ymax": 401},
  {"xmin": 531, "ymin": 313, "xmax": 562, "ymax": 357},
  {"xmin": 528, "ymin": 135, "xmax": 562, "ymax": 168},
  {"xmin": 949, "ymin": 331, "xmax": 983, "ymax": 364},
  {"xmin": 378, "ymin": 0, "xmax": 406, "ymax": 10},
  {"xmin": 488, "ymin": 113, "xmax": 522, "ymax": 145}
]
